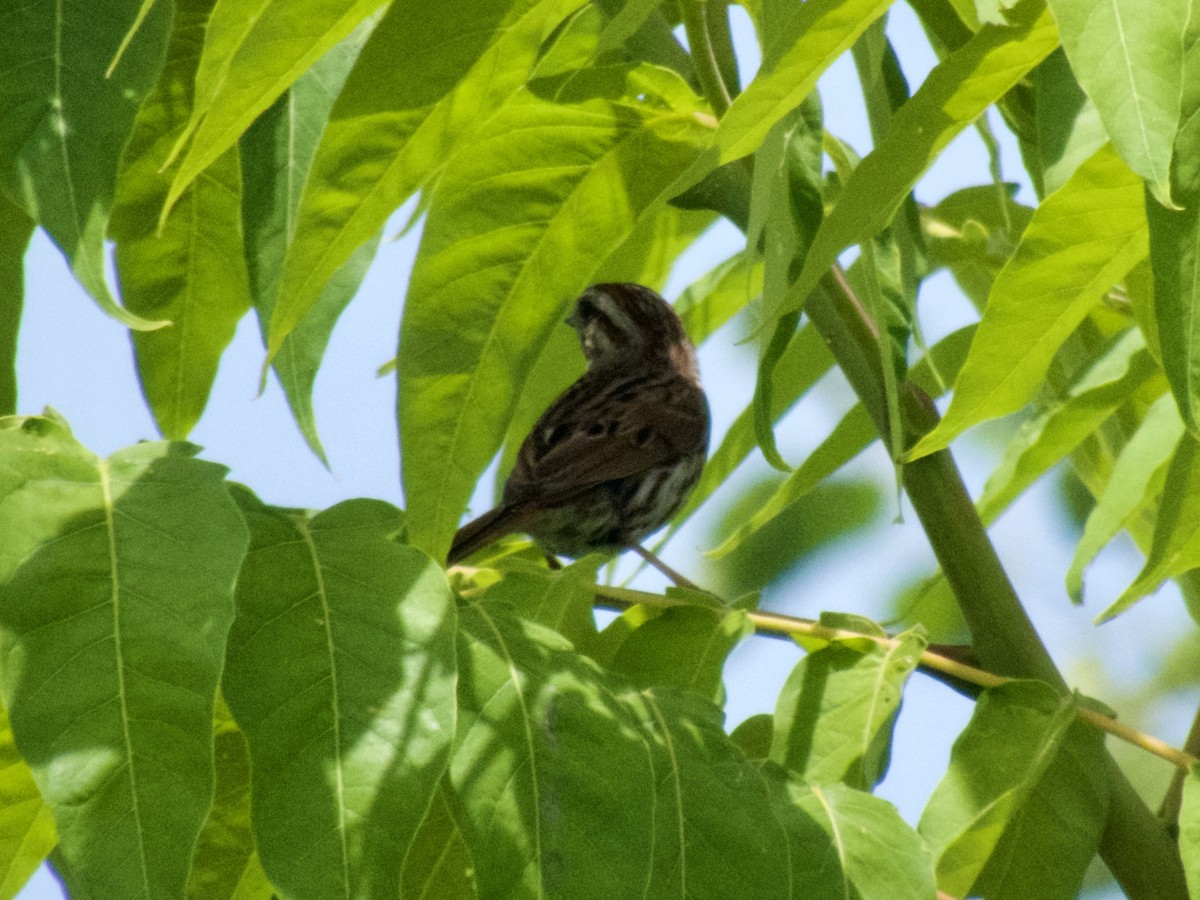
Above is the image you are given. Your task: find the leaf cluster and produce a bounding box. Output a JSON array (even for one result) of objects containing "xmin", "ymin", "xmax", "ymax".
[{"xmin": 2, "ymin": 0, "xmax": 1200, "ymax": 897}]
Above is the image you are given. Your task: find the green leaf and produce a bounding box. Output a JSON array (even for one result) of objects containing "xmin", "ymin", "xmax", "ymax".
[
  {"xmin": 675, "ymin": 249, "xmax": 764, "ymax": 341},
  {"xmin": 748, "ymin": 98, "xmax": 824, "ymax": 471},
  {"xmin": 709, "ymin": 324, "xmax": 975, "ymax": 561},
  {"xmin": 399, "ymin": 86, "xmax": 709, "ymax": 558},
  {"xmin": 452, "ymin": 602, "xmax": 801, "ymax": 897},
  {"xmin": 661, "ymin": 325, "xmax": 834, "ymax": 545},
  {"xmin": 1030, "ymin": 49, "xmax": 1108, "ymax": 196},
  {"xmin": 0, "ymin": 0, "xmax": 172, "ymax": 329},
  {"xmin": 0, "ymin": 417, "xmax": 248, "ymax": 900},
  {"xmin": 771, "ymin": 629, "xmax": 927, "ymax": 790},
  {"xmin": 754, "ymin": 314, "xmax": 802, "ymax": 471},
  {"xmin": 1148, "ymin": 195, "xmax": 1200, "ymax": 438},
  {"xmin": 186, "ymin": 700, "xmax": 272, "ymax": 900},
  {"xmin": 769, "ymin": 0, "xmax": 1059, "ymax": 329},
  {"xmin": 976, "ymin": 328, "xmax": 1162, "ymax": 522},
  {"xmin": 0, "ymin": 197, "xmax": 32, "ymax": 416},
  {"xmin": 163, "ymin": 0, "xmax": 389, "ymax": 218},
  {"xmin": 595, "ymin": 604, "xmax": 753, "ymax": 702},
  {"xmin": 0, "ymin": 701, "xmax": 55, "ymax": 899},
  {"xmin": 708, "ymin": 404, "xmax": 877, "ymax": 558},
  {"xmin": 1109, "ymin": 432, "xmax": 1200, "ymax": 617},
  {"xmin": 908, "ymin": 143, "xmax": 1148, "ymax": 459},
  {"xmin": 1046, "ymin": 0, "xmax": 1187, "ymax": 208},
  {"xmin": 1067, "ymin": 393, "xmax": 1183, "ymax": 604},
  {"xmin": 271, "ymin": 0, "xmax": 580, "ymax": 356},
  {"xmin": 970, "ymin": 718, "xmax": 1110, "ymax": 899},
  {"xmin": 1146, "ymin": 17, "xmax": 1200, "ymax": 433},
  {"xmin": 402, "ymin": 782, "xmax": 477, "ymax": 899},
  {"xmin": 921, "ymin": 184, "xmax": 1033, "ymax": 310},
  {"xmin": 111, "ymin": 0, "xmax": 253, "ymax": 440},
  {"xmin": 240, "ymin": 22, "xmax": 379, "ymax": 461},
  {"xmin": 730, "ymin": 714, "xmax": 774, "ymax": 759},
  {"xmin": 780, "ymin": 780, "xmax": 938, "ymax": 899},
  {"xmin": 917, "ymin": 681, "xmax": 1079, "ymax": 897},
  {"xmin": 476, "ymin": 558, "xmax": 601, "ymax": 649},
  {"xmin": 222, "ymin": 496, "xmax": 456, "ymax": 900},
  {"xmin": 713, "ymin": 0, "xmax": 897, "ymax": 164},
  {"xmin": 1182, "ymin": 765, "xmax": 1200, "ymax": 898},
  {"xmin": 594, "ymin": 206, "xmax": 717, "ymax": 291}
]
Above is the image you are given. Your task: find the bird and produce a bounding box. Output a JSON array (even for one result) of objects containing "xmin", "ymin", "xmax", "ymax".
[{"xmin": 448, "ymin": 283, "xmax": 710, "ymax": 566}]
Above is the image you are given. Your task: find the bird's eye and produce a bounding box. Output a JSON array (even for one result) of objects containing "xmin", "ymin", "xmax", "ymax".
[{"xmin": 575, "ymin": 298, "xmax": 598, "ymax": 321}]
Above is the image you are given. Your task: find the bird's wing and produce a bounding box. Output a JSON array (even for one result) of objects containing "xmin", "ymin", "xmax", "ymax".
[{"xmin": 504, "ymin": 372, "xmax": 708, "ymax": 507}]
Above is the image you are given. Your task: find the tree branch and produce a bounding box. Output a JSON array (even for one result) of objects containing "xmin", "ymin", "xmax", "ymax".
[
  {"xmin": 592, "ymin": 585, "xmax": 1198, "ymax": 771},
  {"xmin": 799, "ymin": 264, "xmax": 1187, "ymax": 898}
]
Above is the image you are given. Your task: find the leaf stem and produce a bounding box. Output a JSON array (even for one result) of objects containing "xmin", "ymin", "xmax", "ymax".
[
  {"xmin": 681, "ymin": 1, "xmax": 732, "ymax": 117},
  {"xmin": 1159, "ymin": 701, "xmax": 1200, "ymax": 827},
  {"xmin": 592, "ymin": 584, "xmax": 1198, "ymax": 770}
]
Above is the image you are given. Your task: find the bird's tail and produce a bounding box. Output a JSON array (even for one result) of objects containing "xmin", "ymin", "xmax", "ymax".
[{"xmin": 447, "ymin": 503, "xmax": 530, "ymax": 564}]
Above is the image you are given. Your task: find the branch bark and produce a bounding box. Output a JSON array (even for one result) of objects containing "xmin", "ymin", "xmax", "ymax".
[{"xmin": 805, "ymin": 267, "xmax": 1187, "ymax": 899}]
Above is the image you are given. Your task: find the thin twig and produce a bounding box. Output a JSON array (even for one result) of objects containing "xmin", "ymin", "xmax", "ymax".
[
  {"xmin": 629, "ymin": 544, "xmax": 702, "ymax": 591},
  {"xmin": 591, "ymin": 584, "xmax": 1198, "ymax": 771}
]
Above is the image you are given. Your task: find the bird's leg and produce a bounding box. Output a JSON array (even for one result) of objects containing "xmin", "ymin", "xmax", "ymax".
[{"xmin": 630, "ymin": 544, "xmax": 700, "ymax": 591}]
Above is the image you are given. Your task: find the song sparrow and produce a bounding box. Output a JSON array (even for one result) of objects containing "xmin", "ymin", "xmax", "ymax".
[{"xmin": 448, "ymin": 283, "xmax": 710, "ymax": 564}]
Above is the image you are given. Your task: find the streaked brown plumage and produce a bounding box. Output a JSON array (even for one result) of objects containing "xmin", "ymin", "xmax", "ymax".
[{"xmin": 448, "ymin": 283, "xmax": 709, "ymax": 563}]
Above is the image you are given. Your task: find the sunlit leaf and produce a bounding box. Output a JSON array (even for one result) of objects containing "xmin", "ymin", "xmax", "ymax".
[
  {"xmin": 908, "ymin": 144, "xmax": 1147, "ymax": 459},
  {"xmin": 594, "ymin": 603, "xmax": 753, "ymax": 702},
  {"xmin": 1182, "ymin": 766, "xmax": 1200, "ymax": 898},
  {"xmin": 476, "ymin": 557, "xmax": 601, "ymax": 649},
  {"xmin": 779, "ymin": 780, "xmax": 938, "ymax": 898},
  {"xmin": 772, "ymin": 629, "xmax": 926, "ymax": 790},
  {"xmin": 918, "ymin": 681, "xmax": 1079, "ymax": 897},
  {"xmin": 0, "ymin": 416, "xmax": 248, "ymax": 900},
  {"xmin": 1029, "ymin": 49, "xmax": 1108, "ymax": 195},
  {"xmin": 163, "ymin": 0, "xmax": 389, "ymax": 217},
  {"xmin": 223, "ymin": 495, "xmax": 456, "ymax": 900},
  {"xmin": 402, "ymin": 782, "xmax": 477, "ymax": 899},
  {"xmin": 713, "ymin": 0, "xmax": 897, "ymax": 164},
  {"xmin": 186, "ymin": 701, "xmax": 272, "ymax": 900},
  {"xmin": 1067, "ymin": 393, "xmax": 1183, "ymax": 603},
  {"xmin": 452, "ymin": 602, "xmax": 800, "ymax": 896},
  {"xmin": 1109, "ymin": 432, "xmax": 1200, "ymax": 617},
  {"xmin": 111, "ymin": 0, "xmax": 252, "ymax": 440},
  {"xmin": 240, "ymin": 21, "xmax": 378, "ymax": 460},
  {"xmin": 0, "ymin": 0, "xmax": 172, "ymax": 328},
  {"xmin": 1046, "ymin": 0, "xmax": 1186, "ymax": 207},
  {"xmin": 271, "ymin": 0, "xmax": 581, "ymax": 356},
  {"xmin": 970, "ymin": 717, "xmax": 1109, "ymax": 899},
  {"xmin": 0, "ymin": 701, "xmax": 55, "ymax": 899},
  {"xmin": 769, "ymin": 0, "xmax": 1059, "ymax": 328},
  {"xmin": 0, "ymin": 197, "xmax": 32, "ymax": 417},
  {"xmin": 976, "ymin": 328, "xmax": 1162, "ymax": 522}
]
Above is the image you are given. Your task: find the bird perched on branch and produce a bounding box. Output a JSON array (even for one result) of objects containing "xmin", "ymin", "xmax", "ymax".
[{"xmin": 448, "ymin": 283, "xmax": 710, "ymax": 566}]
